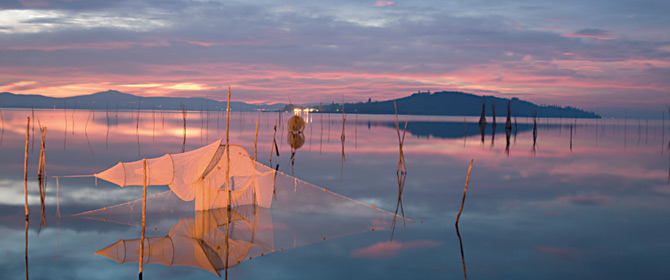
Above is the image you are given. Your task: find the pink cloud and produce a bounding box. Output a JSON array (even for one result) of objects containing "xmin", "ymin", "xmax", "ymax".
[
  {"xmin": 351, "ymin": 240, "xmax": 442, "ymax": 258},
  {"xmin": 374, "ymin": 1, "xmax": 394, "ymax": 7},
  {"xmin": 562, "ymin": 29, "xmax": 615, "ymax": 40}
]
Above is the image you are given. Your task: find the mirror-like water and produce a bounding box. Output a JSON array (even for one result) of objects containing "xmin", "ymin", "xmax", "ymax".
[{"xmin": 0, "ymin": 109, "xmax": 668, "ymax": 279}]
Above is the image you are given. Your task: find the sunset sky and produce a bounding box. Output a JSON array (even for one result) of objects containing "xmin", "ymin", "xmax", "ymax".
[{"xmin": 1, "ymin": 0, "xmax": 668, "ymax": 117}]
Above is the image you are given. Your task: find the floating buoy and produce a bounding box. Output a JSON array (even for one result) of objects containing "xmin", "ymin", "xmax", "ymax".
[{"xmin": 287, "ymin": 115, "xmax": 305, "ymax": 132}]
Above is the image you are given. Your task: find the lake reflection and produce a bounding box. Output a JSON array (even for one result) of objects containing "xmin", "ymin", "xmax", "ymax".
[{"xmin": 0, "ymin": 109, "xmax": 669, "ymax": 279}]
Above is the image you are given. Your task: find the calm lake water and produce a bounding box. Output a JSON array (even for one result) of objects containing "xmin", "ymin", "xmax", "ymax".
[{"xmin": 1, "ymin": 108, "xmax": 669, "ymax": 279}]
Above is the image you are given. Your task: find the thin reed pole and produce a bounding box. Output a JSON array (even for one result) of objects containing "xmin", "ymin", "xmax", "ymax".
[
  {"xmin": 455, "ymin": 159, "xmax": 474, "ymax": 225},
  {"xmin": 38, "ymin": 127, "xmax": 47, "ymax": 227},
  {"xmin": 225, "ymin": 87, "xmax": 231, "ymax": 208},
  {"xmin": 455, "ymin": 223, "xmax": 468, "ymax": 280},
  {"xmin": 254, "ymin": 119, "xmax": 259, "ymax": 162},
  {"xmin": 253, "ymin": 119, "xmax": 259, "ymax": 205},
  {"xmin": 270, "ymin": 119, "xmax": 279, "ymax": 161},
  {"xmin": 181, "ymin": 103, "xmax": 187, "ymax": 153},
  {"xmin": 56, "ymin": 177, "xmax": 61, "ymax": 218},
  {"xmin": 224, "ymin": 86, "xmax": 231, "ymax": 279},
  {"xmin": 31, "ymin": 107, "xmax": 35, "ymax": 152},
  {"xmin": 63, "ymin": 102, "xmax": 67, "ymax": 149},
  {"xmin": 24, "ymin": 117, "xmax": 30, "ymax": 217},
  {"xmin": 393, "ymin": 101, "xmax": 407, "ymax": 174},
  {"xmin": 139, "ymin": 159, "xmax": 147, "ymax": 280},
  {"xmin": 25, "ymin": 215, "xmax": 29, "ymax": 280}
]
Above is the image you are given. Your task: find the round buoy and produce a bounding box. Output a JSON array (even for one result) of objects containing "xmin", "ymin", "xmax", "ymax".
[{"xmin": 287, "ymin": 115, "xmax": 305, "ymax": 132}]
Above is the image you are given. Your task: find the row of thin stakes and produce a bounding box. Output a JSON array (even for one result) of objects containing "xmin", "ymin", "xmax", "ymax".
[
  {"xmin": 392, "ymin": 100, "xmax": 473, "ymax": 225},
  {"xmin": 23, "ymin": 117, "xmax": 49, "ymax": 228}
]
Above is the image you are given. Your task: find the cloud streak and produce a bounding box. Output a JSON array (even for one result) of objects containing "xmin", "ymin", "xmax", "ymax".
[{"xmin": 0, "ymin": 0, "xmax": 668, "ymax": 116}]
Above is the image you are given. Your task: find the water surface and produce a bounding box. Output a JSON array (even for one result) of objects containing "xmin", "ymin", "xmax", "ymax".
[{"xmin": 0, "ymin": 109, "xmax": 668, "ymax": 279}]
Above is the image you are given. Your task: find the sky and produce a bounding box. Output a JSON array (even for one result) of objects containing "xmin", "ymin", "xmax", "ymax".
[{"xmin": 0, "ymin": 0, "xmax": 669, "ymax": 117}]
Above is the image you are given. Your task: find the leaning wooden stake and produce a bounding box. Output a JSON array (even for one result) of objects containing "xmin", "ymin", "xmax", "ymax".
[
  {"xmin": 24, "ymin": 117, "xmax": 30, "ymax": 218},
  {"xmin": 455, "ymin": 159, "xmax": 474, "ymax": 225},
  {"xmin": 139, "ymin": 159, "xmax": 148, "ymax": 280}
]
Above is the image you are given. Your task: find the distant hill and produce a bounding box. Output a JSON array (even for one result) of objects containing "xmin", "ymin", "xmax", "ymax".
[
  {"xmin": 0, "ymin": 90, "xmax": 287, "ymax": 111},
  {"xmin": 304, "ymin": 91, "xmax": 600, "ymax": 118},
  {"xmin": 1, "ymin": 90, "xmax": 600, "ymax": 118}
]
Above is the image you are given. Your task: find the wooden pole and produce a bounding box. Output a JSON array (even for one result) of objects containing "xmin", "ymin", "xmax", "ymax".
[
  {"xmin": 254, "ymin": 119, "xmax": 259, "ymax": 163},
  {"xmin": 455, "ymin": 223, "xmax": 468, "ymax": 280},
  {"xmin": 225, "ymin": 87, "xmax": 231, "ymax": 208},
  {"xmin": 38, "ymin": 127, "xmax": 47, "ymax": 227},
  {"xmin": 270, "ymin": 119, "xmax": 279, "ymax": 162},
  {"xmin": 25, "ymin": 214, "xmax": 29, "ymax": 280},
  {"xmin": 455, "ymin": 159, "xmax": 474, "ymax": 225},
  {"xmin": 24, "ymin": 117, "xmax": 30, "ymax": 218},
  {"xmin": 139, "ymin": 159, "xmax": 147, "ymax": 280},
  {"xmin": 225, "ymin": 91, "xmax": 235, "ymax": 279},
  {"xmin": 181, "ymin": 103, "xmax": 187, "ymax": 153},
  {"xmin": 393, "ymin": 101, "xmax": 407, "ymax": 174}
]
